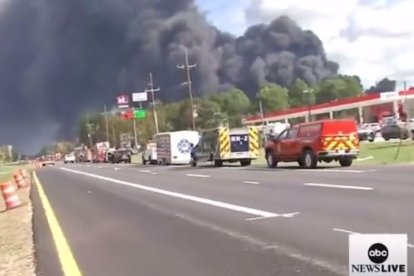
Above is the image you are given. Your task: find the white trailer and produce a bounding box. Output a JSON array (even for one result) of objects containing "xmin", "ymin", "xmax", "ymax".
[{"xmin": 155, "ymin": 131, "xmax": 200, "ymax": 165}]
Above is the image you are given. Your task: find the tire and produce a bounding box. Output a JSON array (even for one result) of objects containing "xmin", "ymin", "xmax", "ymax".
[
  {"xmin": 190, "ymin": 160, "xmax": 197, "ymax": 167},
  {"xmin": 240, "ymin": 160, "xmax": 251, "ymax": 166},
  {"xmin": 142, "ymin": 158, "xmax": 147, "ymax": 165},
  {"xmin": 265, "ymin": 151, "xmax": 277, "ymax": 168},
  {"xmin": 214, "ymin": 160, "xmax": 223, "ymax": 167},
  {"xmin": 339, "ymin": 157, "xmax": 353, "ymax": 167},
  {"xmin": 300, "ymin": 150, "xmax": 317, "ymax": 169}
]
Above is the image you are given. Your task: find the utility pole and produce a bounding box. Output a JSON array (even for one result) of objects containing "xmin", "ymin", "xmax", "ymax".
[
  {"xmin": 86, "ymin": 114, "xmax": 94, "ymax": 149},
  {"xmin": 148, "ymin": 72, "xmax": 160, "ymax": 134},
  {"xmin": 403, "ymin": 81, "xmax": 412, "ymax": 139},
  {"xmin": 103, "ymin": 105, "xmax": 110, "ymax": 143},
  {"xmin": 132, "ymin": 117, "xmax": 138, "ymax": 149},
  {"xmin": 177, "ymin": 46, "xmax": 197, "ymax": 130}
]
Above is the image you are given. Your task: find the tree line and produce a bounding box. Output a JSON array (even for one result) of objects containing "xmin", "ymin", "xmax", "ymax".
[{"xmin": 76, "ymin": 75, "xmax": 364, "ymax": 148}]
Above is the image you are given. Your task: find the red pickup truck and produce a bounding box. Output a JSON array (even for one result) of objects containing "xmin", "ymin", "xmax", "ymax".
[{"xmin": 264, "ymin": 119, "xmax": 360, "ymax": 168}]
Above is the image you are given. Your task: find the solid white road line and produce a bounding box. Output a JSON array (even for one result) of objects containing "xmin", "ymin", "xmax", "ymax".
[
  {"xmin": 304, "ymin": 183, "xmax": 373, "ymax": 191},
  {"xmin": 60, "ymin": 167, "xmax": 279, "ymax": 218},
  {"xmin": 297, "ymin": 169, "xmax": 368, "ymax": 173},
  {"xmin": 243, "ymin": 181, "xmax": 260, "ymax": 185},
  {"xmin": 333, "ymin": 228, "xmax": 414, "ymax": 249},
  {"xmin": 186, "ymin": 173, "xmax": 210, "ymax": 178},
  {"xmin": 332, "ymin": 228, "xmax": 359, "ymax": 235}
]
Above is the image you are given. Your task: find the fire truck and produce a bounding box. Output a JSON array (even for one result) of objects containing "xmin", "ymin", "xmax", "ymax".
[{"xmin": 92, "ymin": 142, "xmax": 110, "ymax": 163}]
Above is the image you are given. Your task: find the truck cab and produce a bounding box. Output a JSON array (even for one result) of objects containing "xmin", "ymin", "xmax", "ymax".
[{"xmin": 265, "ymin": 119, "xmax": 359, "ymax": 168}]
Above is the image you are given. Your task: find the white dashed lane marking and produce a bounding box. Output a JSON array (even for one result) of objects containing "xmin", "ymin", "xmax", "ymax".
[
  {"xmin": 186, "ymin": 173, "xmax": 210, "ymax": 178},
  {"xmin": 243, "ymin": 181, "xmax": 260, "ymax": 185},
  {"xmin": 304, "ymin": 183, "xmax": 373, "ymax": 191}
]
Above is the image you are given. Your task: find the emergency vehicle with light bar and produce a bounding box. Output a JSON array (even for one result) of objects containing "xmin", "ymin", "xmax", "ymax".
[
  {"xmin": 191, "ymin": 126, "xmax": 260, "ymax": 167},
  {"xmin": 264, "ymin": 119, "xmax": 359, "ymax": 168}
]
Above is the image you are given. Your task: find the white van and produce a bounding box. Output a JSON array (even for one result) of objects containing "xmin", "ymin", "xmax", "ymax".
[{"xmin": 155, "ymin": 131, "xmax": 200, "ymax": 165}]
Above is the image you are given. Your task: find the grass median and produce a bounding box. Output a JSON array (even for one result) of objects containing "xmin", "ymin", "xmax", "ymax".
[
  {"xmin": 0, "ymin": 164, "xmax": 36, "ymax": 276},
  {"xmin": 357, "ymin": 140, "xmax": 414, "ymax": 165}
]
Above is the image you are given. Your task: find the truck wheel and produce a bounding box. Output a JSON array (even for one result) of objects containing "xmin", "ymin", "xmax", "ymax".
[
  {"xmin": 142, "ymin": 158, "xmax": 147, "ymax": 165},
  {"xmin": 190, "ymin": 160, "xmax": 197, "ymax": 167},
  {"xmin": 300, "ymin": 150, "xmax": 317, "ymax": 169},
  {"xmin": 214, "ymin": 160, "xmax": 223, "ymax": 167},
  {"xmin": 339, "ymin": 157, "xmax": 353, "ymax": 167},
  {"xmin": 240, "ymin": 160, "xmax": 251, "ymax": 166},
  {"xmin": 266, "ymin": 151, "xmax": 277, "ymax": 168}
]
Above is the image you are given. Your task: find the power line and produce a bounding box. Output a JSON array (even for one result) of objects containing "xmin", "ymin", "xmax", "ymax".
[{"xmin": 177, "ymin": 46, "xmax": 197, "ymax": 130}]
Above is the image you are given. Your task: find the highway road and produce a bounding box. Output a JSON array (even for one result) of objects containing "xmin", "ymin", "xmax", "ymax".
[{"xmin": 32, "ymin": 162, "xmax": 414, "ymax": 276}]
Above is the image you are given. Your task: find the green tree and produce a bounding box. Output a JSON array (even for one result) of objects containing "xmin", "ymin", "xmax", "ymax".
[
  {"xmin": 258, "ymin": 84, "xmax": 290, "ymax": 113},
  {"xmin": 288, "ymin": 79, "xmax": 316, "ymax": 107},
  {"xmin": 315, "ymin": 75, "xmax": 362, "ymax": 104},
  {"xmin": 195, "ymin": 99, "xmax": 222, "ymax": 129}
]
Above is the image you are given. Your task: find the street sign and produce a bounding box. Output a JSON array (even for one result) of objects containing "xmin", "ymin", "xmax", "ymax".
[
  {"xmin": 133, "ymin": 108, "xmax": 147, "ymax": 119},
  {"xmin": 132, "ymin": 92, "xmax": 148, "ymax": 102},
  {"xmin": 117, "ymin": 94, "xmax": 130, "ymax": 108},
  {"xmin": 121, "ymin": 109, "xmax": 134, "ymax": 120},
  {"xmin": 380, "ymin": 91, "xmax": 399, "ymax": 101}
]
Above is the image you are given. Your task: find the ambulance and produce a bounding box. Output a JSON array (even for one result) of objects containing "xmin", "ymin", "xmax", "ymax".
[{"xmin": 190, "ymin": 126, "xmax": 260, "ymax": 167}]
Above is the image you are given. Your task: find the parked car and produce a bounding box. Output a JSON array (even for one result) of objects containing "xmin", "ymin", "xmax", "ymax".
[
  {"xmin": 380, "ymin": 124, "xmax": 409, "ymax": 140},
  {"xmin": 357, "ymin": 125, "xmax": 375, "ymax": 142},
  {"xmin": 264, "ymin": 119, "xmax": 360, "ymax": 168},
  {"xmin": 112, "ymin": 149, "xmax": 132, "ymax": 163},
  {"xmin": 63, "ymin": 153, "xmax": 75, "ymax": 164}
]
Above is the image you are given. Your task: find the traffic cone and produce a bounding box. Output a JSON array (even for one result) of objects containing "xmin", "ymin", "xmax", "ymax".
[
  {"xmin": 0, "ymin": 181, "xmax": 22, "ymax": 210},
  {"xmin": 19, "ymin": 169, "xmax": 31, "ymax": 187},
  {"xmin": 13, "ymin": 172, "xmax": 29, "ymax": 189}
]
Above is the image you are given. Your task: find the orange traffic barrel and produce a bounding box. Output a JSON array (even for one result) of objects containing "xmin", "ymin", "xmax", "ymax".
[
  {"xmin": 19, "ymin": 169, "xmax": 31, "ymax": 187},
  {"xmin": 13, "ymin": 172, "xmax": 29, "ymax": 189},
  {"xmin": 0, "ymin": 181, "xmax": 22, "ymax": 210}
]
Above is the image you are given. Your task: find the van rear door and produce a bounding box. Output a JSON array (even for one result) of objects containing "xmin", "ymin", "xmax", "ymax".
[{"xmin": 321, "ymin": 120, "xmax": 359, "ymax": 152}]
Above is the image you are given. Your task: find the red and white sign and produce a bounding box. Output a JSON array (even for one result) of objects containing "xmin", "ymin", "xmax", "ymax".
[{"xmin": 117, "ymin": 94, "xmax": 129, "ymax": 108}]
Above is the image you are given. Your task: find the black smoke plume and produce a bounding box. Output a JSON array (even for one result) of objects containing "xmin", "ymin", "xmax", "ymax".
[{"xmin": 0, "ymin": 0, "xmax": 338, "ymax": 153}]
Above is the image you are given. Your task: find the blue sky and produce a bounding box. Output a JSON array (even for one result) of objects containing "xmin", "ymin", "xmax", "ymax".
[{"xmin": 195, "ymin": 0, "xmax": 249, "ymax": 35}]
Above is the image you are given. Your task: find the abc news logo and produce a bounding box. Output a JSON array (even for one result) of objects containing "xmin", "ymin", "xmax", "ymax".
[{"xmin": 350, "ymin": 234, "xmax": 407, "ymax": 276}]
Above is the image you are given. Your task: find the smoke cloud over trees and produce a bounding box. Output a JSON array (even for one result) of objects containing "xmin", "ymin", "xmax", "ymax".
[{"xmin": 0, "ymin": 0, "xmax": 338, "ymax": 153}]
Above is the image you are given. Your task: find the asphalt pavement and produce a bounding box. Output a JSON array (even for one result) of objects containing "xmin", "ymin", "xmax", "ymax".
[{"xmin": 32, "ymin": 161, "xmax": 414, "ymax": 276}]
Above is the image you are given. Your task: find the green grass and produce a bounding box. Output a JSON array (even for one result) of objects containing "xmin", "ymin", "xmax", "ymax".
[
  {"xmin": 0, "ymin": 163, "xmax": 30, "ymax": 183},
  {"xmin": 357, "ymin": 141, "xmax": 414, "ymax": 165}
]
